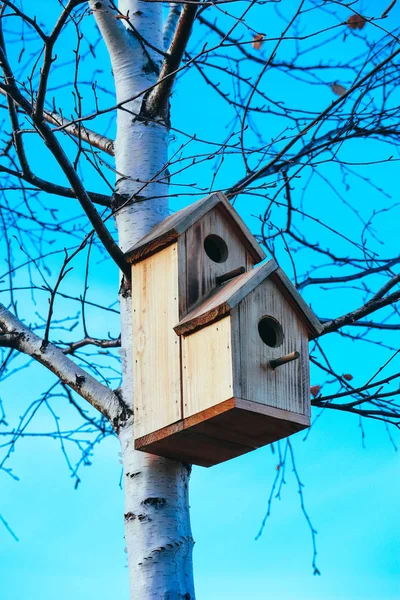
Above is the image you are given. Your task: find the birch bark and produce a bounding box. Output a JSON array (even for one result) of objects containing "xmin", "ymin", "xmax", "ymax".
[{"xmin": 89, "ymin": 2, "xmax": 195, "ymax": 598}]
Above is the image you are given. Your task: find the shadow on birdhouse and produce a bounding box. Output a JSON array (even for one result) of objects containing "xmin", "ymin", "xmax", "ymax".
[{"xmin": 125, "ymin": 192, "xmax": 322, "ymax": 467}]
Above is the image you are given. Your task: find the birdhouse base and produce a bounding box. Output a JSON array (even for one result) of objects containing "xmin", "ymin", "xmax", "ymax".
[{"xmin": 134, "ymin": 398, "xmax": 309, "ymax": 467}]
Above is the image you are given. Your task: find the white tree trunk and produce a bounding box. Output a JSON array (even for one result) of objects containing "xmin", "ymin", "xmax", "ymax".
[{"xmin": 89, "ymin": 2, "xmax": 195, "ymax": 598}]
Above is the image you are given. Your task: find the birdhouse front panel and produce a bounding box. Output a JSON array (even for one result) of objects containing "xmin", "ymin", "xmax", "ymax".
[
  {"xmin": 181, "ymin": 205, "xmax": 258, "ymax": 315},
  {"xmin": 132, "ymin": 243, "xmax": 181, "ymax": 439},
  {"xmin": 234, "ymin": 277, "xmax": 310, "ymax": 417},
  {"xmin": 182, "ymin": 316, "xmax": 233, "ymax": 418}
]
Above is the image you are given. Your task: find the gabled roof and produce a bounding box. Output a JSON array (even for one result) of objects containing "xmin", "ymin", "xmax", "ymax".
[
  {"xmin": 174, "ymin": 259, "xmax": 322, "ymax": 339},
  {"xmin": 125, "ymin": 192, "xmax": 266, "ymax": 264}
]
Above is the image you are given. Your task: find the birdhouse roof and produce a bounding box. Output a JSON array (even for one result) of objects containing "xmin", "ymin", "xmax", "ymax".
[
  {"xmin": 125, "ymin": 192, "xmax": 266, "ymax": 264},
  {"xmin": 174, "ymin": 259, "xmax": 323, "ymax": 339}
]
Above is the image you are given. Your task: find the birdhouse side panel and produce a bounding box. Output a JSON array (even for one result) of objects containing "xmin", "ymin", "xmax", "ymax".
[
  {"xmin": 132, "ymin": 244, "xmax": 181, "ymax": 439},
  {"xmin": 183, "ymin": 206, "xmax": 255, "ymax": 315},
  {"xmin": 235, "ymin": 279, "xmax": 309, "ymax": 415},
  {"xmin": 182, "ymin": 316, "xmax": 233, "ymax": 418}
]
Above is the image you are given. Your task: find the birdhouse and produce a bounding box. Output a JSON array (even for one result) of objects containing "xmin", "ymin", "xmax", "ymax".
[{"xmin": 126, "ymin": 192, "xmax": 322, "ymax": 467}]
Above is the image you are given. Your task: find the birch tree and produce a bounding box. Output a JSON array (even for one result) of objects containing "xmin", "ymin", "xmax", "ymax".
[{"xmin": 1, "ymin": 1, "xmax": 399, "ymax": 598}]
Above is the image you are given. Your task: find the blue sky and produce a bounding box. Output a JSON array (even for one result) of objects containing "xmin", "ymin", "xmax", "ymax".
[
  {"xmin": 1, "ymin": 1, "xmax": 400, "ymax": 599},
  {"xmin": 1, "ymin": 391, "xmax": 399, "ymax": 599}
]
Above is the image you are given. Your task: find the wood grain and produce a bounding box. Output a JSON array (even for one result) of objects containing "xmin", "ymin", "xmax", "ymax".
[
  {"xmin": 182, "ymin": 316, "xmax": 233, "ymax": 418},
  {"xmin": 135, "ymin": 397, "xmax": 309, "ymax": 467},
  {"xmin": 132, "ymin": 244, "xmax": 181, "ymax": 438},
  {"xmin": 235, "ymin": 277, "xmax": 309, "ymax": 415},
  {"xmin": 271, "ymin": 268, "xmax": 323, "ymax": 338},
  {"xmin": 184, "ymin": 204, "xmax": 256, "ymax": 314}
]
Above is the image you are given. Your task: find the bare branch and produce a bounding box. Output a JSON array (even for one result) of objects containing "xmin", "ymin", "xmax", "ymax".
[
  {"xmin": 319, "ymin": 319, "xmax": 400, "ymax": 331},
  {"xmin": 381, "ymin": 0, "xmax": 397, "ymax": 19},
  {"xmin": 62, "ymin": 335, "xmax": 121, "ymax": 355},
  {"xmin": 0, "ymin": 163, "xmax": 112, "ymax": 207},
  {"xmin": 0, "ymin": 303, "xmax": 121, "ymax": 424},
  {"xmin": 35, "ymin": 0, "xmax": 82, "ymax": 120},
  {"xmin": 0, "ymin": 87, "xmax": 114, "ymax": 155},
  {"xmin": 43, "ymin": 108, "xmax": 114, "ymax": 155},
  {"xmin": 227, "ymin": 46, "xmax": 400, "ymax": 197},
  {"xmin": 320, "ymin": 290, "xmax": 400, "ymax": 335},
  {"xmin": 369, "ymin": 273, "xmax": 400, "ymax": 303},
  {"xmin": 145, "ymin": 3, "xmax": 198, "ymax": 118},
  {"xmin": 0, "ymin": 37, "xmax": 128, "ymax": 275}
]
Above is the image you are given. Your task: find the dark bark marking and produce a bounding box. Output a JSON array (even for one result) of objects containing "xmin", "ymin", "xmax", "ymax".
[
  {"xmin": 124, "ymin": 511, "xmax": 151, "ymax": 523},
  {"xmin": 40, "ymin": 340, "xmax": 49, "ymax": 352},
  {"xmin": 126, "ymin": 471, "xmax": 141, "ymax": 479},
  {"xmin": 119, "ymin": 275, "xmax": 132, "ymax": 298},
  {"xmin": 142, "ymin": 497, "xmax": 167, "ymax": 509},
  {"xmin": 112, "ymin": 192, "xmax": 133, "ymax": 211},
  {"xmin": 75, "ymin": 374, "xmax": 86, "ymax": 387}
]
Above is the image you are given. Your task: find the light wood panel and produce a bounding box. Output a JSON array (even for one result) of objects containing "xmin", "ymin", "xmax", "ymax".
[
  {"xmin": 132, "ymin": 244, "xmax": 181, "ymax": 438},
  {"xmin": 182, "ymin": 316, "xmax": 233, "ymax": 418},
  {"xmin": 235, "ymin": 277, "xmax": 309, "ymax": 415}
]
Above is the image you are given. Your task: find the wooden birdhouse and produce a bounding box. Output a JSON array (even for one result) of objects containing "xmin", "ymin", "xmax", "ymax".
[{"xmin": 126, "ymin": 192, "xmax": 322, "ymax": 467}]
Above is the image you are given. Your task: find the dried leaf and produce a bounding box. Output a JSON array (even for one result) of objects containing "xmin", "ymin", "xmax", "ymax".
[
  {"xmin": 252, "ymin": 34, "xmax": 264, "ymax": 50},
  {"xmin": 331, "ymin": 82, "xmax": 347, "ymax": 97},
  {"xmin": 343, "ymin": 373, "xmax": 353, "ymax": 381},
  {"xmin": 115, "ymin": 14, "xmax": 130, "ymax": 21},
  {"xmin": 310, "ymin": 385, "xmax": 321, "ymax": 398},
  {"xmin": 347, "ymin": 14, "xmax": 367, "ymax": 30}
]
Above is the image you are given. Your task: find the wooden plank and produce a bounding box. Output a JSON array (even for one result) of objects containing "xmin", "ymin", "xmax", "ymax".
[
  {"xmin": 182, "ymin": 316, "xmax": 233, "ymax": 418},
  {"xmin": 125, "ymin": 192, "xmax": 266, "ymax": 265},
  {"xmin": 174, "ymin": 259, "xmax": 278, "ymax": 335},
  {"xmin": 216, "ymin": 202, "xmax": 266, "ymax": 263},
  {"xmin": 132, "ymin": 244, "xmax": 181, "ymax": 438},
  {"xmin": 135, "ymin": 401, "xmax": 248, "ymax": 467},
  {"xmin": 135, "ymin": 396, "xmax": 309, "ymax": 467},
  {"xmin": 272, "ymin": 268, "xmax": 323, "ymax": 338},
  {"xmin": 230, "ymin": 306, "xmax": 242, "ymax": 399},
  {"xmin": 136, "ymin": 397, "xmax": 236, "ymax": 448},
  {"xmin": 177, "ymin": 236, "xmax": 188, "ymax": 319},
  {"xmin": 184, "ymin": 397, "xmax": 236, "ymax": 426},
  {"xmin": 236, "ymin": 277, "xmax": 309, "ymax": 415},
  {"xmin": 175, "ymin": 303, "xmax": 230, "ymax": 337},
  {"xmin": 192, "ymin": 420, "xmax": 259, "ymax": 449},
  {"xmin": 184, "ymin": 204, "xmax": 257, "ymax": 313},
  {"xmin": 137, "ymin": 426, "xmax": 248, "ymax": 467},
  {"xmin": 234, "ymin": 397, "xmax": 309, "ymax": 428},
  {"xmin": 300, "ymin": 332, "xmax": 311, "ymax": 417}
]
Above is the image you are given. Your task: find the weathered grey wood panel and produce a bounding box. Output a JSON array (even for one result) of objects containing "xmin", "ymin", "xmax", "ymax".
[
  {"xmin": 184, "ymin": 205, "xmax": 255, "ymax": 313},
  {"xmin": 235, "ymin": 277, "xmax": 309, "ymax": 415}
]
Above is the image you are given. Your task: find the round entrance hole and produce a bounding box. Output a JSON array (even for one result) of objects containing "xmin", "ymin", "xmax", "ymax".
[
  {"xmin": 258, "ymin": 316, "xmax": 284, "ymax": 348},
  {"xmin": 204, "ymin": 234, "xmax": 228, "ymax": 263}
]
